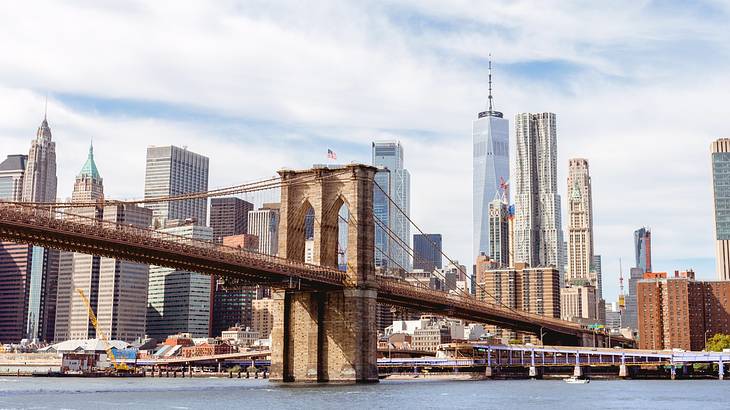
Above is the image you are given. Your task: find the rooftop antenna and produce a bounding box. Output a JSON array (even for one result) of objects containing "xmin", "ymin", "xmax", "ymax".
[
  {"xmin": 487, "ymin": 54, "xmax": 494, "ymax": 112},
  {"xmin": 44, "ymin": 93, "xmax": 48, "ymax": 121}
]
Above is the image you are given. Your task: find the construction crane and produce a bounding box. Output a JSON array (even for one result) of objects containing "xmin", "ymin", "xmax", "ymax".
[{"xmin": 75, "ymin": 288, "xmax": 129, "ymax": 372}]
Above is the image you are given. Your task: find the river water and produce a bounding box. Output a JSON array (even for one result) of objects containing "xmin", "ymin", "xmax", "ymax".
[{"xmin": 0, "ymin": 377, "xmax": 726, "ymax": 409}]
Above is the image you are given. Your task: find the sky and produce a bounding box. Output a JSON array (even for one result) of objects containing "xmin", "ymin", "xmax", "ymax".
[{"xmin": 1, "ymin": 0, "xmax": 729, "ymax": 304}]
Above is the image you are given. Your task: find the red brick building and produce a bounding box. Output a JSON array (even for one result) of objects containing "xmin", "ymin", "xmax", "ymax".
[{"xmin": 637, "ymin": 270, "xmax": 730, "ymax": 351}]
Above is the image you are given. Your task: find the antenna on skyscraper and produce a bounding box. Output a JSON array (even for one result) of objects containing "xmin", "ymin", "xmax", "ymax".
[
  {"xmin": 488, "ymin": 54, "xmax": 494, "ymax": 113},
  {"xmin": 619, "ymin": 257, "xmax": 624, "ymax": 295},
  {"xmin": 44, "ymin": 93, "xmax": 48, "ymax": 121}
]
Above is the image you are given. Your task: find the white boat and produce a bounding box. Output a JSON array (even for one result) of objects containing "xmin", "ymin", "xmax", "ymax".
[{"xmin": 563, "ymin": 376, "xmax": 590, "ymax": 384}]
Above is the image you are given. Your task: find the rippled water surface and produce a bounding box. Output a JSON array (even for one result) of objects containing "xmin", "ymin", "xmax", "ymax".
[{"xmin": 0, "ymin": 377, "xmax": 727, "ymax": 409}]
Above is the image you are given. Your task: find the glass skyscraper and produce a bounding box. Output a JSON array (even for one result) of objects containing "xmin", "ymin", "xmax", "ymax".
[
  {"xmin": 144, "ymin": 145, "xmax": 209, "ymax": 227},
  {"xmin": 473, "ymin": 61, "xmax": 509, "ymax": 265},
  {"xmin": 413, "ymin": 234, "xmax": 442, "ymax": 272},
  {"xmin": 372, "ymin": 141, "xmax": 411, "ymax": 272},
  {"xmin": 633, "ymin": 227, "xmax": 652, "ymax": 273}
]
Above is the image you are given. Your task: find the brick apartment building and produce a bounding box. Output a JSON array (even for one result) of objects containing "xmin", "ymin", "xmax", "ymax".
[{"xmin": 638, "ymin": 270, "xmax": 730, "ymax": 351}]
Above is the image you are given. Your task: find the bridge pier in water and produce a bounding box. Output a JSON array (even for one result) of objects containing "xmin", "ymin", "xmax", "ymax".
[{"xmin": 270, "ymin": 164, "xmax": 379, "ymax": 383}]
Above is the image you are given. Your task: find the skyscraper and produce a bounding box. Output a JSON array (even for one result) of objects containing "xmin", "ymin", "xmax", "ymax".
[
  {"xmin": 711, "ymin": 139, "xmax": 730, "ymax": 280},
  {"xmin": 634, "ymin": 227, "xmax": 652, "ymax": 273},
  {"xmin": 209, "ymin": 197, "xmax": 254, "ymax": 243},
  {"xmin": 513, "ymin": 112, "xmax": 563, "ymax": 270},
  {"xmin": 487, "ymin": 199, "xmax": 510, "ymax": 267},
  {"xmin": 566, "ymin": 158, "xmax": 593, "ymax": 284},
  {"xmin": 0, "ymin": 155, "xmax": 28, "ymax": 201},
  {"xmin": 413, "ymin": 234, "xmax": 442, "ymax": 272},
  {"xmin": 0, "ymin": 116, "xmax": 59, "ymax": 342},
  {"xmin": 372, "ymin": 141, "xmax": 411, "ymax": 271},
  {"xmin": 144, "ymin": 146, "xmax": 209, "ymax": 227},
  {"xmin": 55, "ymin": 147, "xmax": 153, "ymax": 342},
  {"xmin": 473, "ymin": 58, "xmax": 509, "ymax": 263},
  {"xmin": 146, "ymin": 222, "xmax": 213, "ymax": 340},
  {"xmin": 0, "ymin": 154, "xmax": 29, "ymax": 343},
  {"xmin": 247, "ymin": 207, "xmax": 280, "ymax": 256}
]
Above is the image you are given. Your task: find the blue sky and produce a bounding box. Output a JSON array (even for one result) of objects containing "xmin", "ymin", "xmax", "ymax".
[{"xmin": 1, "ymin": 0, "xmax": 729, "ymax": 304}]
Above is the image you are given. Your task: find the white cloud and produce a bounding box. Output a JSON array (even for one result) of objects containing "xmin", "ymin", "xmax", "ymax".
[{"xmin": 1, "ymin": 0, "xmax": 729, "ymax": 302}]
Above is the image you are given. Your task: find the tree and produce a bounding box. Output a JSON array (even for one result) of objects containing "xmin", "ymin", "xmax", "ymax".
[{"xmin": 705, "ymin": 333, "xmax": 730, "ymax": 352}]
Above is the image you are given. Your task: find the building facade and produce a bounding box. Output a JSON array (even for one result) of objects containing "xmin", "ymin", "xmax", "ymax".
[
  {"xmin": 413, "ymin": 234, "xmax": 442, "ymax": 272},
  {"xmin": 372, "ymin": 141, "xmax": 411, "ymax": 271},
  {"xmin": 252, "ymin": 298, "xmax": 274, "ymax": 339},
  {"xmin": 144, "ymin": 145, "xmax": 209, "ymax": 227},
  {"xmin": 513, "ymin": 112, "xmax": 563, "ymax": 272},
  {"xmin": 146, "ymin": 223, "xmax": 213, "ymax": 340},
  {"xmin": 634, "ymin": 227, "xmax": 652, "ymax": 274},
  {"xmin": 473, "ymin": 62, "xmax": 509, "ymax": 263},
  {"xmin": 55, "ymin": 148, "xmax": 153, "ymax": 342},
  {"xmin": 566, "ymin": 158, "xmax": 594, "ymax": 284},
  {"xmin": 560, "ymin": 285, "xmax": 597, "ymax": 324},
  {"xmin": 247, "ymin": 208, "xmax": 279, "ymax": 255},
  {"xmin": 209, "ymin": 197, "xmax": 254, "ymax": 243},
  {"xmin": 635, "ymin": 270, "xmax": 730, "ymax": 351},
  {"xmin": 476, "ymin": 263, "xmax": 561, "ymax": 318},
  {"xmin": 712, "ymin": 139, "xmax": 730, "ymax": 280},
  {"xmin": 0, "ymin": 117, "xmax": 59, "ymax": 342},
  {"xmin": 488, "ymin": 199, "xmax": 510, "ymax": 267}
]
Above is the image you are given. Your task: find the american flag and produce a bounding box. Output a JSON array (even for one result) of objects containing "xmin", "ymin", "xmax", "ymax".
[{"xmin": 327, "ymin": 149, "xmax": 337, "ymax": 160}]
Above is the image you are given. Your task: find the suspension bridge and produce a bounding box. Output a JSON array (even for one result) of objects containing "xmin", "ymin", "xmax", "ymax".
[{"xmin": 0, "ymin": 163, "xmax": 630, "ymax": 383}]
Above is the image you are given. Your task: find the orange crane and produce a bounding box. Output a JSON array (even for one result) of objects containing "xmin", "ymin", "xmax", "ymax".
[{"xmin": 75, "ymin": 288, "xmax": 129, "ymax": 372}]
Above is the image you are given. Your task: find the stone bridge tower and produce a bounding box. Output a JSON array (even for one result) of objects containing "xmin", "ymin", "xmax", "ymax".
[{"xmin": 270, "ymin": 164, "xmax": 379, "ymax": 383}]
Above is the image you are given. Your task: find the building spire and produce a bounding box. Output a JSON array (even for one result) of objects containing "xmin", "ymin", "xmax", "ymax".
[
  {"xmin": 44, "ymin": 93, "xmax": 47, "ymax": 121},
  {"xmin": 488, "ymin": 54, "xmax": 494, "ymax": 113}
]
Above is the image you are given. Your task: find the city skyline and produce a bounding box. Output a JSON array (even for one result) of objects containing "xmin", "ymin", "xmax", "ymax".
[{"xmin": 2, "ymin": 2, "xmax": 729, "ymax": 305}]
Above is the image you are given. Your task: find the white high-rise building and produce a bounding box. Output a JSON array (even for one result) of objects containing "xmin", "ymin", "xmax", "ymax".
[
  {"xmin": 372, "ymin": 141, "xmax": 411, "ymax": 271},
  {"xmin": 247, "ymin": 208, "xmax": 280, "ymax": 256},
  {"xmin": 144, "ymin": 145, "xmax": 209, "ymax": 227},
  {"xmin": 513, "ymin": 113, "xmax": 563, "ymax": 271},
  {"xmin": 146, "ymin": 223, "xmax": 213, "ymax": 340},
  {"xmin": 473, "ymin": 59, "xmax": 509, "ymax": 264},
  {"xmin": 566, "ymin": 158, "xmax": 594, "ymax": 285}
]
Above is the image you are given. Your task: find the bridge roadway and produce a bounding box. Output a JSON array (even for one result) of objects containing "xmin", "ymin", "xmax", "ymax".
[{"xmin": 0, "ymin": 203, "xmax": 624, "ymax": 345}]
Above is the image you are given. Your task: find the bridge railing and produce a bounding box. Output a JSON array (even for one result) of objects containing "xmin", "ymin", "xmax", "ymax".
[{"xmin": 0, "ymin": 202, "xmax": 347, "ymax": 285}]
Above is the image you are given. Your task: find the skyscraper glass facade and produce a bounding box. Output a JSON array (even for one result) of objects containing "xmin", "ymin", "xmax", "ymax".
[{"xmin": 413, "ymin": 234, "xmax": 442, "ymax": 272}]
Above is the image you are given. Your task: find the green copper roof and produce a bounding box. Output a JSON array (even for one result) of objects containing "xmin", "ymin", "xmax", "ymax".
[{"xmin": 79, "ymin": 143, "xmax": 101, "ymax": 180}]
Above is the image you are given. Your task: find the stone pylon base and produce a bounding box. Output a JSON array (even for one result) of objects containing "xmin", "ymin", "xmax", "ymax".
[{"xmin": 269, "ymin": 288, "xmax": 378, "ymax": 383}]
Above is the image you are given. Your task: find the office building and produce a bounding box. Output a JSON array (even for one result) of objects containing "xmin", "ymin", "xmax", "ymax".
[
  {"xmin": 473, "ymin": 58, "xmax": 509, "ymax": 263},
  {"xmin": 560, "ymin": 285, "xmax": 597, "ymax": 324},
  {"xmin": 413, "ymin": 234, "xmax": 442, "ymax": 271},
  {"xmin": 634, "ymin": 227, "xmax": 652, "ymax": 273},
  {"xmin": 209, "ymin": 197, "xmax": 254, "ymax": 243},
  {"xmin": 635, "ymin": 270, "xmax": 730, "ymax": 351},
  {"xmin": 712, "ymin": 139, "xmax": 730, "ymax": 280},
  {"xmin": 144, "ymin": 145, "xmax": 209, "ymax": 227},
  {"xmin": 247, "ymin": 208, "xmax": 279, "ymax": 255},
  {"xmin": 605, "ymin": 302, "xmax": 622, "ymax": 331},
  {"xmin": 372, "ymin": 141, "xmax": 411, "ymax": 271},
  {"xmin": 513, "ymin": 112, "xmax": 563, "ymax": 272},
  {"xmin": 55, "ymin": 148, "xmax": 153, "ymax": 342},
  {"xmin": 0, "ymin": 116, "xmax": 58, "ymax": 342},
  {"xmin": 146, "ymin": 222, "xmax": 213, "ymax": 340},
  {"xmin": 0, "ymin": 155, "xmax": 30, "ymax": 343},
  {"xmin": 488, "ymin": 199, "xmax": 510, "ymax": 267},
  {"xmin": 0, "ymin": 154, "xmax": 28, "ymax": 201},
  {"xmin": 210, "ymin": 235, "xmax": 262, "ymax": 337}
]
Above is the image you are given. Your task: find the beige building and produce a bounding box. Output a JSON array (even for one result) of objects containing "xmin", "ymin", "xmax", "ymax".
[
  {"xmin": 252, "ymin": 298, "xmax": 274, "ymax": 339},
  {"xmin": 412, "ymin": 327, "xmax": 450, "ymax": 352},
  {"xmin": 221, "ymin": 326, "xmax": 259, "ymax": 347},
  {"xmin": 476, "ymin": 262, "xmax": 560, "ymax": 343},
  {"xmin": 560, "ymin": 284, "xmax": 597, "ymax": 325},
  {"xmin": 566, "ymin": 158, "xmax": 594, "ymax": 285}
]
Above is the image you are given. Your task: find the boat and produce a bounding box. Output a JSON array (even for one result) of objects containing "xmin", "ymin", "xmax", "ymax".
[{"xmin": 563, "ymin": 376, "xmax": 590, "ymax": 384}]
